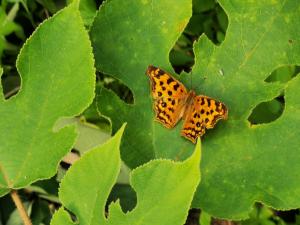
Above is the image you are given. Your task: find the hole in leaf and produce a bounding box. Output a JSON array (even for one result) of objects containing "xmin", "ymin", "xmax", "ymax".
[
  {"xmin": 265, "ymin": 65, "xmax": 300, "ymax": 83},
  {"xmin": 248, "ymin": 95, "xmax": 285, "ymax": 125},
  {"xmin": 169, "ymin": 0, "xmax": 228, "ymax": 73},
  {"xmin": 97, "ymin": 72, "xmax": 134, "ymax": 105}
]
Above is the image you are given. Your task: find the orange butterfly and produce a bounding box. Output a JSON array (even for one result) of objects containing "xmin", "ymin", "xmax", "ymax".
[{"xmin": 146, "ymin": 65, "xmax": 228, "ymax": 143}]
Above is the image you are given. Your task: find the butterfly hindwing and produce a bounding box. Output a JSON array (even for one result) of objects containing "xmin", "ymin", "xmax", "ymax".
[
  {"xmin": 146, "ymin": 65, "xmax": 188, "ymax": 128},
  {"xmin": 181, "ymin": 95, "xmax": 228, "ymax": 143}
]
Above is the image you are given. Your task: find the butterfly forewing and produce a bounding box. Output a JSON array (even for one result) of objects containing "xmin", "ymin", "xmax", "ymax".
[{"xmin": 146, "ymin": 65, "xmax": 189, "ymax": 128}]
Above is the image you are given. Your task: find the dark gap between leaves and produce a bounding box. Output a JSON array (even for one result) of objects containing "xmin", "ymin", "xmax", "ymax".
[
  {"xmin": 0, "ymin": 67, "xmax": 21, "ymax": 100},
  {"xmin": 97, "ymin": 71, "xmax": 134, "ymax": 105},
  {"xmin": 169, "ymin": 0, "xmax": 228, "ymax": 74}
]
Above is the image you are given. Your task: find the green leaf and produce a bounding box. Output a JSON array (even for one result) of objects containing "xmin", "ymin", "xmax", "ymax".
[
  {"xmin": 191, "ymin": 1, "xmax": 300, "ymax": 219},
  {"xmin": 51, "ymin": 208, "xmax": 74, "ymax": 225},
  {"xmin": 55, "ymin": 117, "xmax": 111, "ymax": 154},
  {"xmin": 91, "ymin": 0, "xmax": 300, "ymax": 220},
  {"xmin": 51, "ymin": 125, "xmax": 201, "ymax": 225},
  {"xmin": 67, "ymin": 0, "xmax": 97, "ymax": 27},
  {"xmin": 193, "ymin": 0, "xmax": 215, "ymax": 13},
  {"xmin": 0, "ymin": 4, "xmax": 95, "ymax": 196},
  {"xmin": 266, "ymin": 65, "xmax": 297, "ymax": 83},
  {"xmin": 242, "ymin": 204, "xmax": 287, "ymax": 225},
  {"xmin": 30, "ymin": 199, "xmax": 52, "ymax": 225},
  {"xmin": 199, "ymin": 211, "xmax": 211, "ymax": 225},
  {"xmin": 0, "ymin": 3, "xmax": 24, "ymax": 58},
  {"xmin": 0, "ymin": 3, "xmax": 24, "ymax": 37},
  {"xmin": 6, "ymin": 201, "xmax": 31, "ymax": 225},
  {"xmin": 51, "ymin": 125, "xmax": 126, "ymax": 225},
  {"xmin": 91, "ymin": 0, "xmax": 193, "ymax": 168}
]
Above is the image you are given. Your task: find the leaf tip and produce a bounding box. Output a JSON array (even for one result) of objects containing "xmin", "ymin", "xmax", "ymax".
[
  {"xmin": 114, "ymin": 123, "xmax": 127, "ymax": 142},
  {"xmin": 190, "ymin": 137, "xmax": 202, "ymax": 166}
]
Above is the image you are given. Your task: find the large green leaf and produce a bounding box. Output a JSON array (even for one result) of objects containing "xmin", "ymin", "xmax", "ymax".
[
  {"xmin": 51, "ymin": 124, "xmax": 201, "ymax": 225},
  {"xmin": 0, "ymin": 4, "xmax": 95, "ymax": 197},
  {"xmin": 91, "ymin": 0, "xmax": 193, "ymax": 167},
  {"xmin": 91, "ymin": 0, "xmax": 300, "ymax": 220},
  {"xmin": 191, "ymin": 0, "xmax": 300, "ymax": 219},
  {"xmin": 67, "ymin": 0, "xmax": 97, "ymax": 27}
]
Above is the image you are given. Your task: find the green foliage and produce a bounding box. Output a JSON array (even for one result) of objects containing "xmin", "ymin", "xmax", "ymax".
[
  {"xmin": 67, "ymin": 0, "xmax": 97, "ymax": 27},
  {"xmin": 0, "ymin": 2, "xmax": 25, "ymax": 60},
  {"xmin": 55, "ymin": 117, "xmax": 110, "ymax": 154},
  {"xmin": 91, "ymin": 0, "xmax": 193, "ymax": 168},
  {"xmin": 242, "ymin": 205, "xmax": 286, "ymax": 225},
  {"xmin": 0, "ymin": 3, "xmax": 95, "ymax": 196},
  {"xmin": 1, "ymin": 0, "xmax": 300, "ymax": 224},
  {"xmin": 91, "ymin": 0, "xmax": 300, "ymax": 220},
  {"xmin": 191, "ymin": 0, "xmax": 300, "ymax": 219},
  {"xmin": 51, "ymin": 125, "xmax": 201, "ymax": 225},
  {"xmin": 199, "ymin": 211, "xmax": 211, "ymax": 225}
]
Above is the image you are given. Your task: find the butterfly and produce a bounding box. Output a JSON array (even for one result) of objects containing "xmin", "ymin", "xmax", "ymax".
[{"xmin": 146, "ymin": 65, "xmax": 228, "ymax": 143}]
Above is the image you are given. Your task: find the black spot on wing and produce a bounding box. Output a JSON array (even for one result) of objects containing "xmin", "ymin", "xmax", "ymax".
[
  {"xmin": 173, "ymin": 83, "xmax": 179, "ymax": 91},
  {"xmin": 168, "ymin": 107, "xmax": 174, "ymax": 112},
  {"xmin": 156, "ymin": 69, "xmax": 165, "ymax": 77},
  {"xmin": 200, "ymin": 98, "xmax": 205, "ymax": 105},
  {"xmin": 207, "ymin": 99, "xmax": 211, "ymax": 107},
  {"xmin": 157, "ymin": 115, "xmax": 167, "ymax": 124},
  {"xmin": 167, "ymin": 78, "xmax": 174, "ymax": 84}
]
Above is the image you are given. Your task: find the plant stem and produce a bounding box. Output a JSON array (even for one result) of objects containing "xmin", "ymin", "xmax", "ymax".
[
  {"xmin": 4, "ymin": 86, "xmax": 20, "ymax": 99},
  {"xmin": 10, "ymin": 190, "xmax": 32, "ymax": 225}
]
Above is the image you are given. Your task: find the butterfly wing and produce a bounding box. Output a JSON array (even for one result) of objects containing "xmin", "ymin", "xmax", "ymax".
[
  {"xmin": 181, "ymin": 95, "xmax": 228, "ymax": 143},
  {"xmin": 146, "ymin": 65, "xmax": 189, "ymax": 128}
]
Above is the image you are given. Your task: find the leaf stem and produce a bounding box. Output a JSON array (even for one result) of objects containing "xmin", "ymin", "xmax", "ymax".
[
  {"xmin": 10, "ymin": 190, "xmax": 32, "ymax": 225},
  {"xmin": 4, "ymin": 86, "xmax": 20, "ymax": 99}
]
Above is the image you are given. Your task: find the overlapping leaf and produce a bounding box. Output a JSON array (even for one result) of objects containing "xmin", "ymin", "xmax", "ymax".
[
  {"xmin": 190, "ymin": 0, "xmax": 300, "ymax": 219},
  {"xmin": 51, "ymin": 124, "xmax": 201, "ymax": 225},
  {"xmin": 0, "ymin": 4, "xmax": 95, "ymax": 196},
  {"xmin": 91, "ymin": 0, "xmax": 300, "ymax": 219},
  {"xmin": 67, "ymin": 0, "xmax": 97, "ymax": 27},
  {"xmin": 91, "ymin": 0, "xmax": 193, "ymax": 168}
]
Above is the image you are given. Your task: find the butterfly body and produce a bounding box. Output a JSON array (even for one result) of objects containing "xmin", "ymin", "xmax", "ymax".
[{"xmin": 146, "ymin": 65, "xmax": 228, "ymax": 143}]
